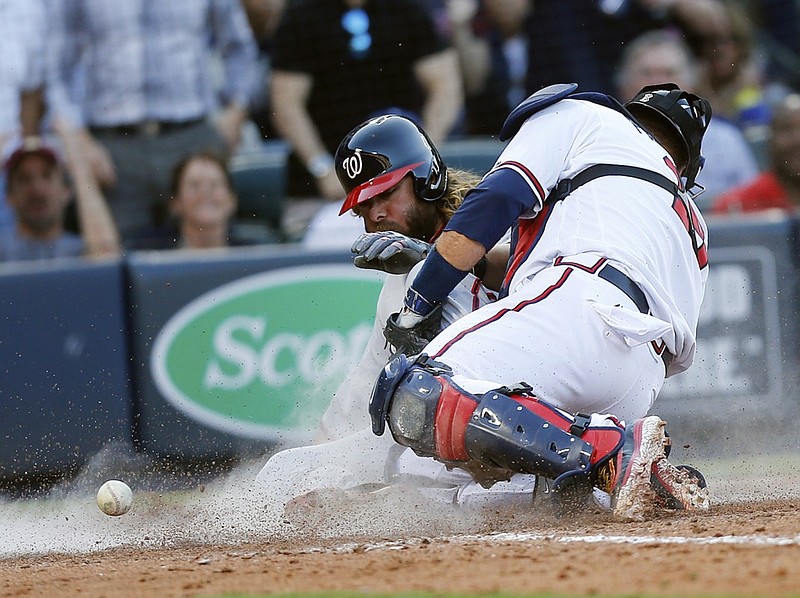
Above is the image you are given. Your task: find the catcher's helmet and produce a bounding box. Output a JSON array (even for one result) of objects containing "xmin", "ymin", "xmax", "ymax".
[
  {"xmin": 335, "ymin": 114, "xmax": 447, "ymax": 215},
  {"xmin": 624, "ymin": 83, "xmax": 712, "ymax": 189}
]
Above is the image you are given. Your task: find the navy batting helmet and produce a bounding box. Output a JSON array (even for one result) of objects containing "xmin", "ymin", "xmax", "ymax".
[
  {"xmin": 624, "ymin": 83, "xmax": 712, "ymax": 189},
  {"xmin": 335, "ymin": 115, "xmax": 447, "ymax": 215}
]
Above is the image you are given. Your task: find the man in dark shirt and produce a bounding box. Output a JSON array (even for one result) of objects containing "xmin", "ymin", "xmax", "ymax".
[{"xmin": 270, "ymin": 0, "xmax": 463, "ymax": 241}]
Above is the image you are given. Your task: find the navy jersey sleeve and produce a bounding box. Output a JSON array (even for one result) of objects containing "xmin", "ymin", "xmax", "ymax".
[{"xmin": 405, "ymin": 167, "xmax": 541, "ymax": 309}]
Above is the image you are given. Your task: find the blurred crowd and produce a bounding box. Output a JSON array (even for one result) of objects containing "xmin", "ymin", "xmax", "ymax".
[{"xmin": 1, "ymin": 0, "xmax": 799, "ymax": 266}]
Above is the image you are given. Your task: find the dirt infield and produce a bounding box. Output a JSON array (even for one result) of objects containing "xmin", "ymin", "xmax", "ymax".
[
  {"xmin": 3, "ymin": 453, "xmax": 800, "ymax": 598},
  {"xmin": 3, "ymin": 499, "xmax": 800, "ymax": 597}
]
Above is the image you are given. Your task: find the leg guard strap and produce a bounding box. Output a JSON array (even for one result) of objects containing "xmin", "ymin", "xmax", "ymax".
[
  {"xmin": 383, "ymin": 356, "xmax": 473, "ymax": 459},
  {"xmin": 464, "ymin": 391, "xmax": 595, "ymax": 480},
  {"xmin": 497, "ymin": 391, "xmax": 625, "ymax": 469}
]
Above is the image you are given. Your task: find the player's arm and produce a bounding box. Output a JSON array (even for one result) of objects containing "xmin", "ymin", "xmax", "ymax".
[
  {"xmin": 435, "ymin": 230, "xmax": 485, "ymax": 271},
  {"xmin": 390, "ymin": 229, "xmax": 484, "ymax": 333},
  {"xmin": 211, "ymin": 0, "xmax": 259, "ymax": 152},
  {"xmin": 20, "ymin": 88, "xmax": 44, "ymax": 137},
  {"xmin": 351, "ymin": 230, "xmax": 508, "ymax": 298},
  {"xmin": 393, "ymin": 168, "xmax": 537, "ymax": 328},
  {"xmin": 446, "ymin": 0, "xmax": 490, "ymax": 95},
  {"xmin": 351, "ymin": 231, "xmax": 431, "ymax": 274}
]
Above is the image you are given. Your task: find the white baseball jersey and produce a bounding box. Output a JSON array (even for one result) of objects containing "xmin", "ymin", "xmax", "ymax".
[{"xmin": 423, "ymin": 97, "xmax": 708, "ymax": 422}]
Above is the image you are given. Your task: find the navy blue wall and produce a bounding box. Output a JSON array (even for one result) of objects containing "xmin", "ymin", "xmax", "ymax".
[
  {"xmin": 1, "ymin": 215, "xmax": 798, "ymax": 480},
  {"xmin": 0, "ymin": 260, "xmax": 131, "ymax": 478}
]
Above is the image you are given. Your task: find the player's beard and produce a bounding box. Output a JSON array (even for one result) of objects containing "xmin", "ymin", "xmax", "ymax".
[{"xmin": 402, "ymin": 199, "xmax": 441, "ymax": 242}]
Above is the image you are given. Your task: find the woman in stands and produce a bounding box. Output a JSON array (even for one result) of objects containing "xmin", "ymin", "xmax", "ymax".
[{"xmin": 128, "ymin": 151, "xmax": 266, "ymax": 250}]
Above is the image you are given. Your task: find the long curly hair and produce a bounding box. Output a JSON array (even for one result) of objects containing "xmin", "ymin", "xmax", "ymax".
[{"xmin": 436, "ymin": 168, "xmax": 484, "ymax": 222}]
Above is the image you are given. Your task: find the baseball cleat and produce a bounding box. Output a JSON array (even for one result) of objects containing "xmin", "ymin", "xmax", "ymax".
[
  {"xmin": 651, "ymin": 461, "xmax": 710, "ymax": 511},
  {"xmin": 612, "ymin": 416, "xmax": 670, "ymax": 521}
]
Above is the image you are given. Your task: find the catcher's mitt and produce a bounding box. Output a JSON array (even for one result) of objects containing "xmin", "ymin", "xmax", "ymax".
[{"xmin": 383, "ymin": 305, "xmax": 443, "ymax": 355}]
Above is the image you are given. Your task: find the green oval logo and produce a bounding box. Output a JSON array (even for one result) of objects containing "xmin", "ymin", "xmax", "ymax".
[{"xmin": 151, "ymin": 265, "xmax": 384, "ymax": 443}]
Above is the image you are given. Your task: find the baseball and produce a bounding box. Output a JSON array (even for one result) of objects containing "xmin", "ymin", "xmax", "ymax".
[{"xmin": 96, "ymin": 480, "xmax": 133, "ymax": 516}]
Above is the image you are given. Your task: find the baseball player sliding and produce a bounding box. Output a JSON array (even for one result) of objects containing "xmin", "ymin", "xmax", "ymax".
[
  {"xmin": 259, "ymin": 119, "xmax": 536, "ymax": 509},
  {"xmin": 317, "ymin": 127, "xmax": 504, "ymax": 442},
  {"xmin": 312, "ymin": 121, "xmax": 545, "ymax": 507},
  {"xmin": 334, "ymin": 83, "xmax": 712, "ymax": 520}
]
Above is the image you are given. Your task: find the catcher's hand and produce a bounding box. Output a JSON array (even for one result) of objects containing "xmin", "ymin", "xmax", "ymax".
[
  {"xmin": 383, "ymin": 305, "xmax": 443, "ymax": 356},
  {"xmin": 351, "ymin": 231, "xmax": 431, "ymax": 274}
]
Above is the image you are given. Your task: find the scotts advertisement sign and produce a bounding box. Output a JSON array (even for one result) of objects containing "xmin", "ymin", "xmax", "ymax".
[{"xmin": 151, "ymin": 265, "xmax": 384, "ymax": 443}]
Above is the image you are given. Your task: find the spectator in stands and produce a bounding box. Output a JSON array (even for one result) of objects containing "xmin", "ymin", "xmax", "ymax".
[
  {"xmin": 270, "ymin": 0, "xmax": 463, "ymax": 241},
  {"xmin": 524, "ymin": 0, "xmax": 725, "ymax": 97},
  {"xmin": 746, "ymin": 0, "xmax": 800, "ymax": 91},
  {"xmin": 240, "ymin": 0, "xmax": 287, "ymax": 141},
  {"xmin": 128, "ymin": 151, "xmax": 265, "ymax": 250},
  {"xmin": 690, "ymin": 0, "xmax": 793, "ymax": 167},
  {"xmin": 0, "ymin": 135, "xmax": 120, "ymax": 262},
  {"xmin": 712, "ymin": 94, "xmax": 800, "ymax": 215},
  {"xmin": 616, "ymin": 29, "xmax": 760, "ymax": 211},
  {"xmin": 0, "ymin": 0, "xmax": 47, "ymax": 232},
  {"xmin": 45, "ymin": 0, "xmax": 259, "ymax": 242},
  {"xmin": 448, "ymin": 0, "xmax": 531, "ymax": 136}
]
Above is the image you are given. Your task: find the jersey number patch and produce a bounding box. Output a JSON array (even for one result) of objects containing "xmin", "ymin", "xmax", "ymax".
[{"xmin": 672, "ymin": 197, "xmax": 708, "ymax": 269}]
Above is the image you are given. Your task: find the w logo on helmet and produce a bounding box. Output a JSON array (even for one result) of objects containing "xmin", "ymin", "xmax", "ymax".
[{"xmin": 343, "ymin": 149, "xmax": 363, "ymax": 179}]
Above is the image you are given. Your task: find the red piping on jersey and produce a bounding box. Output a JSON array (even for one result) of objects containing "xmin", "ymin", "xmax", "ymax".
[
  {"xmin": 497, "ymin": 160, "xmax": 546, "ymax": 201},
  {"xmin": 470, "ymin": 277, "xmax": 483, "ymax": 311},
  {"xmin": 430, "ymin": 223, "xmax": 445, "ymax": 242},
  {"xmin": 663, "ymin": 156, "xmax": 683, "ymax": 190},
  {"xmin": 651, "ymin": 338, "xmax": 667, "ymax": 355},
  {"xmin": 432, "ymin": 267, "xmax": 573, "ymax": 359},
  {"xmin": 501, "ymin": 201, "xmax": 556, "ymax": 294},
  {"xmin": 672, "ymin": 196, "xmax": 708, "ymax": 268},
  {"xmin": 469, "ymin": 277, "xmax": 497, "ymax": 311},
  {"xmin": 553, "ymin": 255, "xmax": 606, "ymax": 273}
]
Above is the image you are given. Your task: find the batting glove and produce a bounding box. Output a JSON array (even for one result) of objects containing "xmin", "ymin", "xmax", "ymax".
[{"xmin": 351, "ymin": 231, "xmax": 431, "ymax": 274}]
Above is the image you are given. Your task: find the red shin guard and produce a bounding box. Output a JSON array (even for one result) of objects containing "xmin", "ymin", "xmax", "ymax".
[
  {"xmin": 432, "ymin": 382, "xmax": 621, "ymax": 468},
  {"xmin": 433, "ymin": 380, "xmax": 477, "ymax": 461}
]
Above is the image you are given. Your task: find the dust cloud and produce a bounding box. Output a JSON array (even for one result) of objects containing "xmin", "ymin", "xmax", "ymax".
[{"xmin": 3, "ymin": 433, "xmax": 800, "ymax": 557}]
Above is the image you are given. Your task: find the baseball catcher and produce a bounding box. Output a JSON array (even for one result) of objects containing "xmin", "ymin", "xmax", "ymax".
[{"xmin": 334, "ymin": 83, "xmax": 712, "ymax": 519}]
